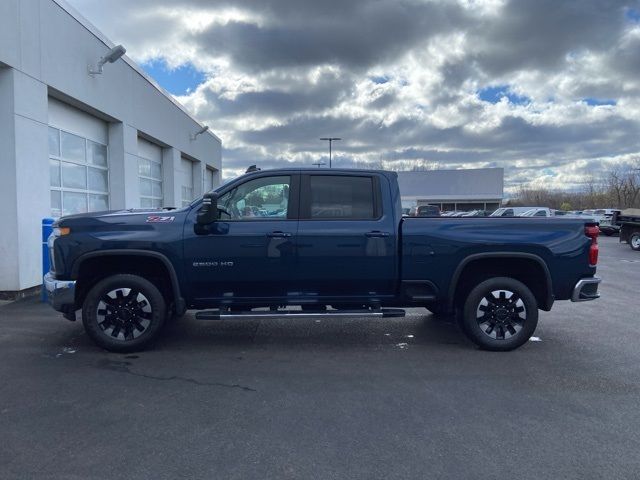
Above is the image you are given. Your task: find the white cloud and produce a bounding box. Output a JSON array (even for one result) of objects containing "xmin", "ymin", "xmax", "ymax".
[{"xmin": 68, "ymin": 0, "xmax": 640, "ymax": 187}]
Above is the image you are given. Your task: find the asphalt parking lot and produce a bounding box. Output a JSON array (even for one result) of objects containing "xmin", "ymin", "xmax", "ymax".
[{"xmin": 1, "ymin": 235, "xmax": 639, "ymax": 479}]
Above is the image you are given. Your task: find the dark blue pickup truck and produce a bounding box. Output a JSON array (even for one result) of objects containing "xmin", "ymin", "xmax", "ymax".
[{"xmin": 44, "ymin": 168, "xmax": 601, "ymax": 352}]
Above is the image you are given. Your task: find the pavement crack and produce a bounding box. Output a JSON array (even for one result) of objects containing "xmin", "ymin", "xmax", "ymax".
[{"xmin": 96, "ymin": 359, "xmax": 256, "ymax": 392}]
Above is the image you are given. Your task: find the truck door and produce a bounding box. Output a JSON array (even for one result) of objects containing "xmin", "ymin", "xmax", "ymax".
[
  {"xmin": 295, "ymin": 173, "xmax": 397, "ymax": 301},
  {"xmin": 183, "ymin": 174, "xmax": 299, "ymax": 303}
]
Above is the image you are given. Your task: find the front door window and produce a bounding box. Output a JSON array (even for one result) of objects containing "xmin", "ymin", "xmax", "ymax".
[{"xmin": 218, "ymin": 175, "xmax": 290, "ymax": 220}]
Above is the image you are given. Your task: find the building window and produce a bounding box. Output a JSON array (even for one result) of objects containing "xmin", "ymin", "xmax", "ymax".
[
  {"xmin": 181, "ymin": 158, "xmax": 194, "ymax": 207},
  {"xmin": 138, "ymin": 156, "xmax": 163, "ymax": 208},
  {"xmin": 49, "ymin": 126, "xmax": 109, "ymax": 217}
]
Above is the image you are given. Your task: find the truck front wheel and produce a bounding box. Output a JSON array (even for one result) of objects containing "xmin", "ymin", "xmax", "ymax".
[
  {"xmin": 460, "ymin": 277, "xmax": 538, "ymax": 351},
  {"xmin": 82, "ymin": 274, "xmax": 167, "ymax": 352},
  {"xmin": 630, "ymin": 232, "xmax": 640, "ymax": 251}
]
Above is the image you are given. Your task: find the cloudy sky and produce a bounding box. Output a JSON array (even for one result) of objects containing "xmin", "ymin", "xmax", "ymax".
[{"xmin": 67, "ymin": 0, "xmax": 640, "ymax": 191}]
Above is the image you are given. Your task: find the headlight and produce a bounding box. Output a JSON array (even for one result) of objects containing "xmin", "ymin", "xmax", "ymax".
[{"xmin": 52, "ymin": 227, "xmax": 71, "ymax": 237}]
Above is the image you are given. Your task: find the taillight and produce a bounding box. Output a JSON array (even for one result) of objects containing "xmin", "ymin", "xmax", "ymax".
[{"xmin": 585, "ymin": 225, "xmax": 599, "ymax": 266}]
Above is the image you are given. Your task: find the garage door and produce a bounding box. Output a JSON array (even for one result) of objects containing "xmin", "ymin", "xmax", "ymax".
[
  {"xmin": 48, "ymin": 98, "xmax": 108, "ymax": 217},
  {"xmin": 181, "ymin": 157, "xmax": 194, "ymax": 207},
  {"xmin": 138, "ymin": 138, "xmax": 163, "ymax": 208}
]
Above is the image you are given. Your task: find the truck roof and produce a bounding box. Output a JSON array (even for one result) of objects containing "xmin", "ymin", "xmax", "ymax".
[{"xmin": 242, "ymin": 167, "xmax": 393, "ymax": 175}]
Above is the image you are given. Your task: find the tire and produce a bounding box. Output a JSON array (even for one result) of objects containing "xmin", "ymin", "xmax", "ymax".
[
  {"xmin": 630, "ymin": 232, "xmax": 640, "ymax": 251},
  {"xmin": 82, "ymin": 274, "xmax": 167, "ymax": 352},
  {"xmin": 460, "ymin": 277, "xmax": 538, "ymax": 351}
]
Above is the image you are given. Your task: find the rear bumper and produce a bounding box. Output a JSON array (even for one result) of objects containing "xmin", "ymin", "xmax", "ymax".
[
  {"xmin": 43, "ymin": 272, "xmax": 76, "ymax": 312},
  {"xmin": 571, "ymin": 276, "xmax": 601, "ymax": 302}
]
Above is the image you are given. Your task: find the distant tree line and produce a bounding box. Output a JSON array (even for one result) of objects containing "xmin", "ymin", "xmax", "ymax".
[{"xmin": 507, "ymin": 161, "xmax": 640, "ymax": 210}]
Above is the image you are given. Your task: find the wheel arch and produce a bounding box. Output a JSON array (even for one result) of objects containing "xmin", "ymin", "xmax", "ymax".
[
  {"xmin": 71, "ymin": 250, "xmax": 185, "ymax": 313},
  {"xmin": 448, "ymin": 252, "xmax": 554, "ymax": 311}
]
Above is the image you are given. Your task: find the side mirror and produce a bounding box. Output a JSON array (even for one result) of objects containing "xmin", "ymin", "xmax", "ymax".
[{"xmin": 196, "ymin": 192, "xmax": 219, "ymax": 225}]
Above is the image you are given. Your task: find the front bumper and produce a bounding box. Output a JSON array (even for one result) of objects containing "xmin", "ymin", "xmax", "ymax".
[
  {"xmin": 599, "ymin": 225, "xmax": 620, "ymax": 234},
  {"xmin": 571, "ymin": 276, "xmax": 601, "ymax": 302},
  {"xmin": 43, "ymin": 272, "xmax": 76, "ymax": 312}
]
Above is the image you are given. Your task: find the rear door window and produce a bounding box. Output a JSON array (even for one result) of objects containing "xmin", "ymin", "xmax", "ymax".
[{"xmin": 304, "ymin": 175, "xmax": 377, "ymax": 220}]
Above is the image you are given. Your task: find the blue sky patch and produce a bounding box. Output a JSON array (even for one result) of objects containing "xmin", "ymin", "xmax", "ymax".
[
  {"xmin": 625, "ymin": 7, "xmax": 640, "ymax": 22},
  {"xmin": 478, "ymin": 85, "xmax": 530, "ymax": 105},
  {"xmin": 583, "ymin": 97, "xmax": 616, "ymax": 106},
  {"xmin": 370, "ymin": 75, "xmax": 390, "ymax": 84},
  {"xmin": 142, "ymin": 59, "xmax": 206, "ymax": 95}
]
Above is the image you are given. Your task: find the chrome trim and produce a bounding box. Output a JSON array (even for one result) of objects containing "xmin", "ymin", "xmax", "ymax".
[
  {"xmin": 571, "ymin": 277, "xmax": 601, "ymax": 302},
  {"xmin": 43, "ymin": 272, "xmax": 76, "ymax": 311}
]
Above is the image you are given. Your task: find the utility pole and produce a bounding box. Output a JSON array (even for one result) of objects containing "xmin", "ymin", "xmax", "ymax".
[
  {"xmin": 319, "ymin": 137, "xmax": 341, "ymax": 168},
  {"xmin": 312, "ymin": 161, "xmax": 326, "ymax": 168}
]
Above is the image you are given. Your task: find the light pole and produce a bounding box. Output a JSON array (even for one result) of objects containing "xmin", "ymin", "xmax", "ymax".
[{"xmin": 320, "ymin": 137, "xmax": 341, "ymax": 168}]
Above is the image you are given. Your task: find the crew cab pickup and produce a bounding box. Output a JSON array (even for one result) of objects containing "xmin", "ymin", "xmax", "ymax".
[{"xmin": 44, "ymin": 168, "xmax": 602, "ymax": 352}]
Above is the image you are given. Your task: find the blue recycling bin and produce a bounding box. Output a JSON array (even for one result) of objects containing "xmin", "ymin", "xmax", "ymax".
[{"xmin": 41, "ymin": 218, "xmax": 55, "ymax": 302}]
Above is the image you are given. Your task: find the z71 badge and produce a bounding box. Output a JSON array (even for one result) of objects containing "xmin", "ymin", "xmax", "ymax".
[{"xmin": 146, "ymin": 216, "xmax": 175, "ymax": 223}]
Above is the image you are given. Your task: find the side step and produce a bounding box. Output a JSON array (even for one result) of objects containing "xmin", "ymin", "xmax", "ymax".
[{"xmin": 195, "ymin": 308, "xmax": 406, "ymax": 321}]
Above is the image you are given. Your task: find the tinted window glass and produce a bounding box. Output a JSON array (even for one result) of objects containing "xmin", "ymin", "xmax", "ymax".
[
  {"xmin": 309, "ymin": 176, "xmax": 375, "ymax": 219},
  {"xmin": 218, "ymin": 175, "xmax": 290, "ymax": 220}
]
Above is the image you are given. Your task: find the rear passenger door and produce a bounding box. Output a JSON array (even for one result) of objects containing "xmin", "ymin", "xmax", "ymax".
[{"xmin": 295, "ymin": 173, "xmax": 396, "ymax": 301}]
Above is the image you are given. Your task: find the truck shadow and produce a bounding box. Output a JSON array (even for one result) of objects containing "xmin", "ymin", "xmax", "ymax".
[{"xmin": 153, "ymin": 312, "xmax": 470, "ymax": 351}]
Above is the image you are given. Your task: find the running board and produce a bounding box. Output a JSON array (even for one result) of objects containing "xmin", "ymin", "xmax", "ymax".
[{"xmin": 195, "ymin": 308, "xmax": 406, "ymax": 321}]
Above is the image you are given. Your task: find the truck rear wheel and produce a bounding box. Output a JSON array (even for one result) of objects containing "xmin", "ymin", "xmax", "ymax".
[
  {"xmin": 82, "ymin": 274, "xmax": 166, "ymax": 352},
  {"xmin": 460, "ymin": 277, "xmax": 538, "ymax": 351},
  {"xmin": 630, "ymin": 232, "xmax": 640, "ymax": 251}
]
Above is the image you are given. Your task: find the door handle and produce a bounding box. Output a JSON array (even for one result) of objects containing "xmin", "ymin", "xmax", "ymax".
[
  {"xmin": 365, "ymin": 231, "xmax": 390, "ymax": 238},
  {"xmin": 266, "ymin": 231, "xmax": 292, "ymax": 238}
]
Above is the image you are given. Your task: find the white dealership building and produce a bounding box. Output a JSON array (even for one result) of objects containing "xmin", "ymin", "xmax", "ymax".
[
  {"xmin": 0, "ymin": 0, "xmax": 222, "ymax": 298},
  {"xmin": 397, "ymin": 168, "xmax": 504, "ymax": 212}
]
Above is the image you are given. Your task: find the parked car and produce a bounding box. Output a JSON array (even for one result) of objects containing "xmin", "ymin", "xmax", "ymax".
[
  {"xmin": 490, "ymin": 207, "xmax": 545, "ymax": 217},
  {"xmin": 520, "ymin": 208, "xmax": 554, "ymax": 217},
  {"xmin": 462, "ymin": 210, "xmax": 490, "ymax": 217},
  {"xmin": 593, "ymin": 209, "xmax": 621, "ymax": 236},
  {"xmin": 45, "ymin": 168, "xmax": 601, "ymax": 353},
  {"xmin": 409, "ymin": 205, "xmax": 441, "ymax": 217},
  {"xmin": 613, "ymin": 209, "xmax": 640, "ymax": 250}
]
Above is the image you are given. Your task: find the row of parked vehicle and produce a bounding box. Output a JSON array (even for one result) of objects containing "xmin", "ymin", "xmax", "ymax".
[{"xmin": 405, "ymin": 204, "xmax": 640, "ymax": 251}]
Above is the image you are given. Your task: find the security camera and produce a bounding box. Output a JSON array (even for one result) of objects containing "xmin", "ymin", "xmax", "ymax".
[
  {"xmin": 88, "ymin": 45, "xmax": 127, "ymax": 75},
  {"xmin": 190, "ymin": 125, "xmax": 209, "ymax": 140}
]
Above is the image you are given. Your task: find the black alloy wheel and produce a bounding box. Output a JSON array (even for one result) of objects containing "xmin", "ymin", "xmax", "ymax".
[
  {"xmin": 82, "ymin": 274, "xmax": 166, "ymax": 352},
  {"xmin": 460, "ymin": 277, "xmax": 538, "ymax": 351}
]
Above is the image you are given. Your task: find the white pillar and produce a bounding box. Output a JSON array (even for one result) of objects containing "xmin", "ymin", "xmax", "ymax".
[
  {"xmin": 162, "ymin": 147, "xmax": 181, "ymax": 208},
  {"xmin": 0, "ymin": 67, "xmax": 49, "ymax": 293},
  {"xmin": 108, "ymin": 122, "xmax": 139, "ymax": 209}
]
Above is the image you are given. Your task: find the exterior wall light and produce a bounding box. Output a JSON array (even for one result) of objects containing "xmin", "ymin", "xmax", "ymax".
[
  {"xmin": 88, "ymin": 45, "xmax": 127, "ymax": 75},
  {"xmin": 190, "ymin": 125, "xmax": 209, "ymax": 140}
]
